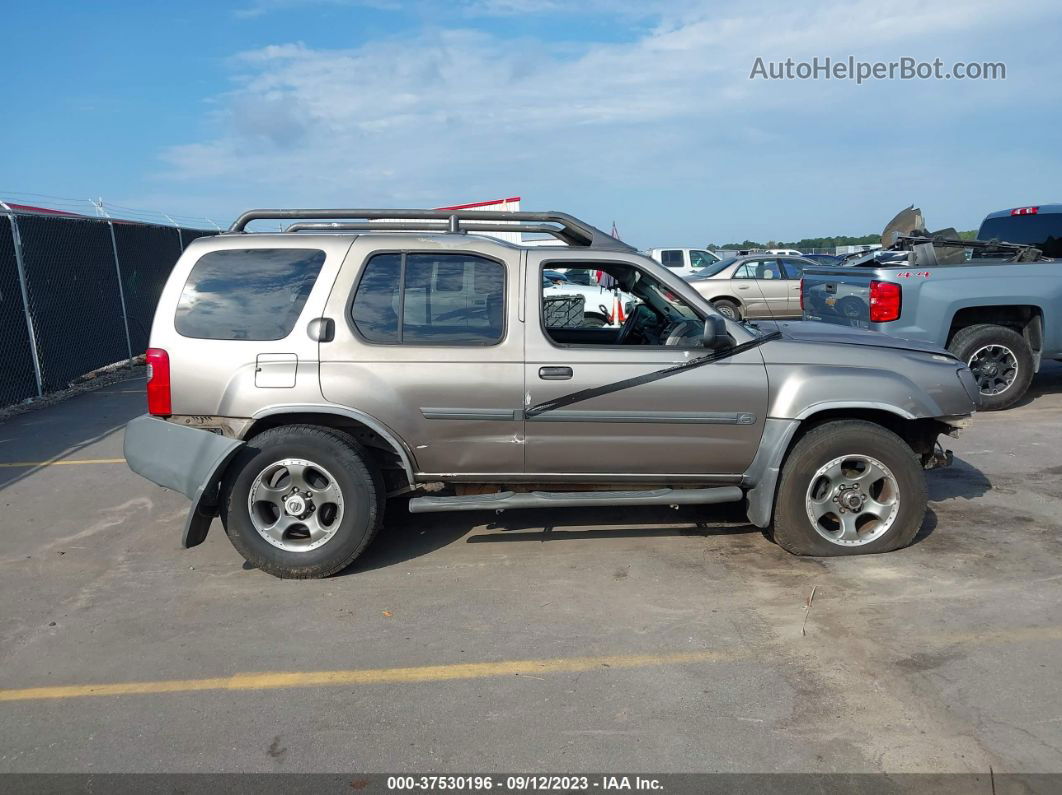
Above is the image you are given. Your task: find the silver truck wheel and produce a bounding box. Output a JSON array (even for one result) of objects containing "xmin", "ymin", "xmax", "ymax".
[
  {"xmin": 805, "ymin": 454, "xmax": 899, "ymax": 547},
  {"xmin": 772, "ymin": 419, "xmax": 926, "ymax": 556},
  {"xmin": 248, "ymin": 458, "xmax": 345, "ymax": 552}
]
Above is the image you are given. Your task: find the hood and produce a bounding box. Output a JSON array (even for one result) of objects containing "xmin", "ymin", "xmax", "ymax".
[{"xmin": 753, "ymin": 319, "xmax": 953, "ymax": 357}]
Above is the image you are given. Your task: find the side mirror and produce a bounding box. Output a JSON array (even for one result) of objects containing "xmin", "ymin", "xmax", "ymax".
[{"xmin": 702, "ymin": 315, "xmax": 731, "ymax": 350}]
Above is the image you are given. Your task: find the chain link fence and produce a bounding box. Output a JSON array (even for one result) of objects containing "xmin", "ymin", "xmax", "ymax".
[{"xmin": 0, "ymin": 208, "xmax": 216, "ymax": 409}]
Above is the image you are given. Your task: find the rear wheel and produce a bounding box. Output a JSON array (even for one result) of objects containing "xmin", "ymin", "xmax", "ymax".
[
  {"xmin": 220, "ymin": 425, "xmax": 384, "ymax": 578},
  {"xmin": 712, "ymin": 299, "xmax": 742, "ymax": 320},
  {"xmin": 771, "ymin": 420, "xmax": 927, "ymax": 556},
  {"xmin": 947, "ymin": 324, "xmax": 1034, "ymax": 411}
]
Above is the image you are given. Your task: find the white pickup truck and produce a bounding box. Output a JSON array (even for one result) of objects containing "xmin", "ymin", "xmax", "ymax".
[{"xmin": 646, "ymin": 247, "xmax": 722, "ymax": 278}]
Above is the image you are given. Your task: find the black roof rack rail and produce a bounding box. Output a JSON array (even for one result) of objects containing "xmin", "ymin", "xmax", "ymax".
[{"xmin": 227, "ymin": 208, "xmax": 635, "ymax": 252}]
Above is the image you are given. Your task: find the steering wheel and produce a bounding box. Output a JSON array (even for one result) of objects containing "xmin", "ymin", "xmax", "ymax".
[
  {"xmin": 663, "ymin": 319, "xmax": 702, "ymax": 346},
  {"xmin": 615, "ymin": 307, "xmax": 641, "ymax": 345}
]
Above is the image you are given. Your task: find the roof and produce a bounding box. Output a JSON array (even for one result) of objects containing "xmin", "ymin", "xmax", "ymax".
[{"xmin": 983, "ymin": 204, "xmax": 1062, "ymax": 220}]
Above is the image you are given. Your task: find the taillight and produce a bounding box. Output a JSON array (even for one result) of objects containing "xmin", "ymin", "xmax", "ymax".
[
  {"xmin": 1010, "ymin": 206, "xmax": 1039, "ymax": 216},
  {"xmin": 799, "ymin": 277, "xmax": 804, "ymax": 311},
  {"xmin": 145, "ymin": 348, "xmax": 171, "ymax": 416},
  {"xmin": 869, "ymin": 280, "xmax": 901, "ymax": 323}
]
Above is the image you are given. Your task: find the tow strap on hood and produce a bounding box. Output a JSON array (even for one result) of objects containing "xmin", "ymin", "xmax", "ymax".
[{"xmin": 524, "ymin": 330, "xmax": 781, "ymax": 419}]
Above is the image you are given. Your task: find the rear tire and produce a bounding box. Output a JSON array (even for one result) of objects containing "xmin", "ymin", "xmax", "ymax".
[
  {"xmin": 220, "ymin": 425, "xmax": 384, "ymax": 578},
  {"xmin": 771, "ymin": 420, "xmax": 927, "ymax": 556},
  {"xmin": 712, "ymin": 299, "xmax": 742, "ymax": 320},
  {"xmin": 947, "ymin": 324, "xmax": 1034, "ymax": 411}
]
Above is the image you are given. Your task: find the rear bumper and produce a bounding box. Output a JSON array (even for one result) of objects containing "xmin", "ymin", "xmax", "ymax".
[
  {"xmin": 124, "ymin": 415, "xmax": 244, "ymax": 548},
  {"xmin": 124, "ymin": 415, "xmax": 243, "ymax": 499}
]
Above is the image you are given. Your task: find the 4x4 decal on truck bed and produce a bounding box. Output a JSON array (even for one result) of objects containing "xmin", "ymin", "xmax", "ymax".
[{"xmin": 523, "ymin": 331, "xmax": 782, "ymax": 419}]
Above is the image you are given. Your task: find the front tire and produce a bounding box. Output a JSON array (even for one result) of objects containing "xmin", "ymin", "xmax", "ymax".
[
  {"xmin": 220, "ymin": 425, "xmax": 384, "ymax": 578},
  {"xmin": 771, "ymin": 420, "xmax": 927, "ymax": 556},
  {"xmin": 947, "ymin": 323, "xmax": 1034, "ymax": 411},
  {"xmin": 712, "ymin": 299, "xmax": 742, "ymax": 320}
]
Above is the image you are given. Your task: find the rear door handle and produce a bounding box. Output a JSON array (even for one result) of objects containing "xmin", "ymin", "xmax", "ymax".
[{"xmin": 539, "ymin": 366, "xmax": 573, "ymax": 380}]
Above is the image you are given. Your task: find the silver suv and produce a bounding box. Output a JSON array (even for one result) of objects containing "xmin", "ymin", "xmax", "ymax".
[{"xmin": 125, "ymin": 208, "xmax": 980, "ymax": 578}]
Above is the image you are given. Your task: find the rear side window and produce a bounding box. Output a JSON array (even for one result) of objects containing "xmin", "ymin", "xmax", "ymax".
[
  {"xmin": 351, "ymin": 252, "xmax": 505, "ymax": 345},
  {"xmin": 660, "ymin": 250, "xmax": 684, "ymax": 267},
  {"xmin": 175, "ymin": 248, "xmax": 326, "ymax": 340}
]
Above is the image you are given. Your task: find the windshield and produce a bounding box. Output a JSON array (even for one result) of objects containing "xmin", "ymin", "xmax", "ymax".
[
  {"xmin": 686, "ymin": 257, "xmax": 736, "ymax": 280},
  {"xmin": 690, "ymin": 250, "xmax": 721, "ymax": 269}
]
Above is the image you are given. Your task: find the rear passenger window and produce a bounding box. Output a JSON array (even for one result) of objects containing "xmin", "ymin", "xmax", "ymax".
[
  {"xmin": 351, "ymin": 253, "xmax": 505, "ymax": 345},
  {"xmin": 175, "ymin": 248, "xmax": 325, "ymax": 341},
  {"xmin": 660, "ymin": 250, "xmax": 684, "ymax": 267}
]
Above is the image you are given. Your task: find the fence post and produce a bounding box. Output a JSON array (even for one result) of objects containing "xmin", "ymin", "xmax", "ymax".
[
  {"xmin": 2, "ymin": 208, "xmax": 45, "ymax": 397},
  {"xmin": 106, "ymin": 220, "xmax": 135, "ymax": 363}
]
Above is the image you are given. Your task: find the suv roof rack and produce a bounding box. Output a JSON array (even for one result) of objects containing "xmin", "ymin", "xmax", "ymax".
[{"xmin": 227, "ymin": 208, "xmax": 636, "ymax": 252}]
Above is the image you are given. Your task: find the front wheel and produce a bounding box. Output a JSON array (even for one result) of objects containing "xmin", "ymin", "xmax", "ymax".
[
  {"xmin": 712, "ymin": 299, "xmax": 742, "ymax": 320},
  {"xmin": 771, "ymin": 420, "xmax": 927, "ymax": 556},
  {"xmin": 220, "ymin": 425, "xmax": 384, "ymax": 578}
]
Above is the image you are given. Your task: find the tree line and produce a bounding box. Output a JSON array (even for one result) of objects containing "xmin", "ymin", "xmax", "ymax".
[{"xmin": 707, "ymin": 231, "xmax": 977, "ymax": 250}]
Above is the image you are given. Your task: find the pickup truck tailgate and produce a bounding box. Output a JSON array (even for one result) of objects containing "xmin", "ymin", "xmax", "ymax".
[{"xmin": 801, "ymin": 267, "xmax": 874, "ymax": 328}]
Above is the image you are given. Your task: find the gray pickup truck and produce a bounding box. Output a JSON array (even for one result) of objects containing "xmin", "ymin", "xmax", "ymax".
[
  {"xmin": 803, "ymin": 206, "xmax": 1062, "ymax": 410},
  {"xmin": 124, "ymin": 207, "xmax": 978, "ymax": 578}
]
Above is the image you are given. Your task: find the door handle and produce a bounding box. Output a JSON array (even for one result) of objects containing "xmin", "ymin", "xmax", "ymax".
[
  {"xmin": 737, "ymin": 285, "xmax": 750, "ymax": 290},
  {"xmin": 539, "ymin": 366, "xmax": 573, "ymax": 380}
]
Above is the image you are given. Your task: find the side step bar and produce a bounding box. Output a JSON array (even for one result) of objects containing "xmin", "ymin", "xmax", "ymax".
[{"xmin": 408, "ymin": 486, "xmax": 743, "ymax": 514}]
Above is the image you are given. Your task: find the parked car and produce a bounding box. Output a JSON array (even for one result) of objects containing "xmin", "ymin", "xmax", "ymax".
[
  {"xmin": 801, "ymin": 253, "xmax": 844, "ymax": 267},
  {"xmin": 125, "ymin": 207, "xmax": 977, "ymax": 578},
  {"xmin": 543, "ymin": 269, "xmax": 569, "ymax": 284},
  {"xmin": 765, "ymin": 248, "xmax": 803, "ymax": 257},
  {"xmin": 645, "ymin": 247, "xmax": 722, "ymax": 278},
  {"xmin": 803, "ymin": 205, "xmax": 1062, "ymax": 410},
  {"xmin": 686, "ymin": 254, "xmax": 816, "ymax": 320}
]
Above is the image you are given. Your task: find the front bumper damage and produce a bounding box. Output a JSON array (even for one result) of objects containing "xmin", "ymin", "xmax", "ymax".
[{"xmin": 124, "ymin": 414, "xmax": 244, "ymax": 547}]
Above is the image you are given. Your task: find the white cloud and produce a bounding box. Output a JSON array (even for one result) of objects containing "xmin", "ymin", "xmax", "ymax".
[{"xmin": 159, "ymin": 0, "xmax": 1062, "ymax": 242}]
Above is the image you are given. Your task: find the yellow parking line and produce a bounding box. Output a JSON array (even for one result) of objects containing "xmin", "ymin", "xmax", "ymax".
[
  {"xmin": 0, "ymin": 649, "xmax": 738, "ymax": 703},
  {"xmin": 0, "ymin": 458, "xmax": 126, "ymax": 468}
]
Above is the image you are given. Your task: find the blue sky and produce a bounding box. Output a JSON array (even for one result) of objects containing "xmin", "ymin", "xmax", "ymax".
[{"xmin": 2, "ymin": 0, "xmax": 1061, "ymax": 247}]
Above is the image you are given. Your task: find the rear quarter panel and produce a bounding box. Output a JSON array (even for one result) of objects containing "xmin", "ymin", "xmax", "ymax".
[{"xmin": 150, "ymin": 234, "xmax": 355, "ymax": 417}]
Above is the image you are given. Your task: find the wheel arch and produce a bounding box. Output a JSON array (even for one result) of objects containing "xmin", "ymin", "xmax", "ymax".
[
  {"xmin": 244, "ymin": 405, "xmax": 417, "ymax": 488},
  {"xmin": 710, "ymin": 294, "xmax": 743, "ymax": 308},
  {"xmin": 946, "ymin": 304, "xmax": 1044, "ymax": 355},
  {"xmin": 743, "ymin": 406, "xmax": 944, "ymax": 529}
]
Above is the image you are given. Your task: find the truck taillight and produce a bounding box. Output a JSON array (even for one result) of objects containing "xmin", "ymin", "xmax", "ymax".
[
  {"xmin": 869, "ymin": 281, "xmax": 901, "ymax": 323},
  {"xmin": 145, "ymin": 348, "xmax": 171, "ymax": 416},
  {"xmin": 799, "ymin": 277, "xmax": 804, "ymax": 311},
  {"xmin": 1010, "ymin": 206, "xmax": 1039, "ymax": 216}
]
